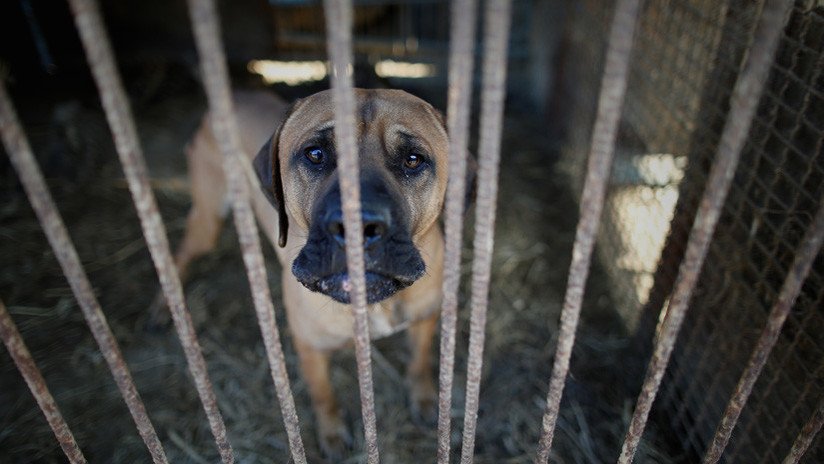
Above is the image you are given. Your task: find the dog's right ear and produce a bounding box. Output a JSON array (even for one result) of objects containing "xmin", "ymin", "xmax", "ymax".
[{"xmin": 253, "ymin": 106, "xmax": 294, "ymax": 248}]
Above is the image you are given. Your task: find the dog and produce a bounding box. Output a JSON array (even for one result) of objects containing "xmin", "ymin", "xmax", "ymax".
[{"xmin": 158, "ymin": 88, "xmax": 471, "ymax": 458}]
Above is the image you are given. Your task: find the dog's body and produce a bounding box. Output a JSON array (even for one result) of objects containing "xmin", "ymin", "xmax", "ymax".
[{"xmin": 165, "ymin": 89, "xmax": 452, "ymax": 457}]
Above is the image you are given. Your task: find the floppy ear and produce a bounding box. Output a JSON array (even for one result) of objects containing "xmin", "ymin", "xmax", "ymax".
[{"xmin": 253, "ymin": 107, "xmax": 293, "ymax": 247}]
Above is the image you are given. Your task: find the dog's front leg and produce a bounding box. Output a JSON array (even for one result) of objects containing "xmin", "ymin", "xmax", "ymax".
[
  {"xmin": 406, "ymin": 312, "xmax": 439, "ymax": 424},
  {"xmin": 293, "ymin": 337, "xmax": 352, "ymax": 459}
]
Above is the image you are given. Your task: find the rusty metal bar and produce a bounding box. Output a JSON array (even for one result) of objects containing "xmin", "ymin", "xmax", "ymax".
[
  {"xmin": 185, "ymin": 1, "xmax": 307, "ymax": 462},
  {"xmin": 617, "ymin": 1, "xmax": 792, "ymax": 462},
  {"xmin": 66, "ymin": 1, "xmax": 234, "ymax": 461},
  {"xmin": 781, "ymin": 395, "xmax": 824, "ymax": 464},
  {"xmin": 323, "ymin": 0, "xmax": 380, "ymax": 462},
  {"xmin": 533, "ymin": 0, "xmax": 641, "ymax": 461},
  {"xmin": 437, "ymin": 0, "xmax": 478, "ymax": 460},
  {"xmin": 0, "ymin": 81, "xmax": 167, "ymax": 464},
  {"xmin": 702, "ymin": 199, "xmax": 824, "ymax": 463},
  {"xmin": 0, "ymin": 299, "xmax": 86, "ymax": 464},
  {"xmin": 458, "ymin": 0, "xmax": 512, "ymax": 462}
]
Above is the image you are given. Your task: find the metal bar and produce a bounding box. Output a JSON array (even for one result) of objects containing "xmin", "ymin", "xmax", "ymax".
[
  {"xmin": 702, "ymin": 199, "xmax": 824, "ymax": 464},
  {"xmin": 66, "ymin": 1, "xmax": 234, "ymax": 462},
  {"xmin": 185, "ymin": 1, "xmax": 307, "ymax": 462},
  {"xmin": 782, "ymin": 396, "xmax": 824, "ymax": 464},
  {"xmin": 533, "ymin": 0, "xmax": 642, "ymax": 461},
  {"xmin": 0, "ymin": 299, "xmax": 86, "ymax": 464},
  {"xmin": 437, "ymin": 0, "xmax": 478, "ymax": 460},
  {"xmin": 617, "ymin": 1, "xmax": 792, "ymax": 462},
  {"xmin": 0, "ymin": 81, "xmax": 166, "ymax": 464},
  {"xmin": 323, "ymin": 0, "xmax": 380, "ymax": 462},
  {"xmin": 458, "ymin": 0, "xmax": 512, "ymax": 462}
]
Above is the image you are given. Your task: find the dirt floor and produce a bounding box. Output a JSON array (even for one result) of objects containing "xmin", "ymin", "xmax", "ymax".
[{"xmin": 0, "ymin": 71, "xmax": 679, "ymax": 463}]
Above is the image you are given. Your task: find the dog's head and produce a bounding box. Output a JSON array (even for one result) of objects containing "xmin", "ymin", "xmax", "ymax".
[{"xmin": 254, "ymin": 89, "xmax": 463, "ymax": 304}]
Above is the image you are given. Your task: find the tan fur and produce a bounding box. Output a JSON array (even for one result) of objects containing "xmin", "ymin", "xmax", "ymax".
[{"xmin": 163, "ymin": 89, "xmax": 448, "ymax": 458}]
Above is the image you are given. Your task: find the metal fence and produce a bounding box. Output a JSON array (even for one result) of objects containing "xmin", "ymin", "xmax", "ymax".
[
  {"xmin": 558, "ymin": 0, "xmax": 824, "ymax": 462},
  {"xmin": 1, "ymin": 0, "xmax": 822, "ymax": 463}
]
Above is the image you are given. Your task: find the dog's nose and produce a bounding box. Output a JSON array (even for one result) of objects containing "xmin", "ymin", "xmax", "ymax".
[{"xmin": 325, "ymin": 209, "xmax": 389, "ymax": 249}]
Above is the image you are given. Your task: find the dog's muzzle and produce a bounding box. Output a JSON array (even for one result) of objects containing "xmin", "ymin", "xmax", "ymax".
[{"xmin": 292, "ymin": 179, "xmax": 425, "ymax": 304}]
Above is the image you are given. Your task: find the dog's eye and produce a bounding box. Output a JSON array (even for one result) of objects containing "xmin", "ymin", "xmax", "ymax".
[
  {"xmin": 304, "ymin": 147, "xmax": 325, "ymax": 164},
  {"xmin": 403, "ymin": 154, "xmax": 423, "ymax": 170}
]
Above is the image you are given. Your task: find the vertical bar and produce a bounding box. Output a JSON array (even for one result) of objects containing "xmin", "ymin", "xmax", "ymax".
[
  {"xmin": 617, "ymin": 1, "xmax": 792, "ymax": 462},
  {"xmin": 66, "ymin": 1, "xmax": 234, "ymax": 462},
  {"xmin": 782, "ymin": 396, "xmax": 824, "ymax": 464},
  {"xmin": 437, "ymin": 0, "xmax": 478, "ymax": 460},
  {"xmin": 185, "ymin": 1, "xmax": 307, "ymax": 463},
  {"xmin": 0, "ymin": 82, "xmax": 167, "ymax": 464},
  {"xmin": 458, "ymin": 0, "xmax": 512, "ymax": 462},
  {"xmin": 0, "ymin": 300, "xmax": 86, "ymax": 464},
  {"xmin": 323, "ymin": 0, "xmax": 380, "ymax": 462},
  {"xmin": 533, "ymin": 0, "xmax": 642, "ymax": 461},
  {"xmin": 703, "ymin": 199, "xmax": 824, "ymax": 463}
]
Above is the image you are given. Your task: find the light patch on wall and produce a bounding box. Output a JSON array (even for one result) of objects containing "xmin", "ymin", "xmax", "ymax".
[
  {"xmin": 247, "ymin": 60, "xmax": 327, "ymax": 85},
  {"xmin": 374, "ymin": 60, "xmax": 436, "ymax": 79},
  {"xmin": 609, "ymin": 153, "xmax": 685, "ymax": 310}
]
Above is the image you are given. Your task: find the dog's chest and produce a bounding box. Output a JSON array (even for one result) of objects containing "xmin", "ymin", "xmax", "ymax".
[{"xmin": 367, "ymin": 300, "xmax": 411, "ymax": 339}]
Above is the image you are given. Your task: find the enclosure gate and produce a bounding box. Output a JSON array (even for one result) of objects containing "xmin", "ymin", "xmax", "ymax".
[{"xmin": 1, "ymin": 0, "xmax": 822, "ymax": 463}]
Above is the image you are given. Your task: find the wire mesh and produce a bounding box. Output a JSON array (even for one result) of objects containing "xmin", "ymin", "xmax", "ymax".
[
  {"xmin": 703, "ymin": 198, "xmax": 824, "ymax": 463},
  {"xmin": 618, "ymin": 0, "xmax": 791, "ymax": 461},
  {"xmin": 783, "ymin": 396, "xmax": 824, "ymax": 464},
  {"xmin": 559, "ymin": 0, "xmax": 823, "ymax": 462}
]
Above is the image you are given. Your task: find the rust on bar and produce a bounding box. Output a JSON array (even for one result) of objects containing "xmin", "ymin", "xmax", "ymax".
[
  {"xmin": 0, "ymin": 81, "xmax": 167, "ymax": 463},
  {"xmin": 782, "ymin": 396, "xmax": 824, "ymax": 464},
  {"xmin": 0, "ymin": 300, "xmax": 86, "ymax": 464},
  {"xmin": 617, "ymin": 1, "xmax": 793, "ymax": 462},
  {"xmin": 437, "ymin": 0, "xmax": 478, "ymax": 460},
  {"xmin": 323, "ymin": 0, "xmax": 380, "ymax": 462},
  {"xmin": 534, "ymin": 0, "xmax": 642, "ymax": 462},
  {"xmin": 66, "ymin": 0, "xmax": 234, "ymax": 461},
  {"xmin": 458, "ymin": 0, "xmax": 512, "ymax": 462},
  {"xmin": 703, "ymin": 199, "xmax": 824, "ymax": 464},
  {"xmin": 185, "ymin": 1, "xmax": 307, "ymax": 462}
]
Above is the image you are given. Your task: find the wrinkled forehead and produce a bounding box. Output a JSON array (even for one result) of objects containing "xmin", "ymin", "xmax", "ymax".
[{"xmin": 279, "ymin": 89, "xmax": 448, "ymax": 155}]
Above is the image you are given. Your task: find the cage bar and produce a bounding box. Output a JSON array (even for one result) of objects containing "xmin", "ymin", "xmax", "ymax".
[
  {"xmin": 617, "ymin": 1, "xmax": 793, "ymax": 462},
  {"xmin": 533, "ymin": 0, "xmax": 642, "ymax": 461},
  {"xmin": 0, "ymin": 299, "xmax": 86, "ymax": 464},
  {"xmin": 702, "ymin": 198, "xmax": 824, "ymax": 463},
  {"xmin": 0, "ymin": 81, "xmax": 166, "ymax": 464},
  {"xmin": 458, "ymin": 0, "xmax": 512, "ymax": 462},
  {"xmin": 323, "ymin": 0, "xmax": 380, "ymax": 461},
  {"xmin": 184, "ymin": 1, "xmax": 308, "ymax": 462},
  {"xmin": 436, "ymin": 0, "xmax": 478, "ymax": 460},
  {"xmin": 782, "ymin": 395, "xmax": 824, "ymax": 464},
  {"xmin": 66, "ymin": 0, "xmax": 234, "ymax": 461}
]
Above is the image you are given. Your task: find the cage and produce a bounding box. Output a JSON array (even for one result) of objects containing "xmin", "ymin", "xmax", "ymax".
[{"xmin": 0, "ymin": 0, "xmax": 822, "ymax": 463}]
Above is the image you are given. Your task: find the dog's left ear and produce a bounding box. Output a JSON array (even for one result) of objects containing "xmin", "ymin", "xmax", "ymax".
[{"xmin": 253, "ymin": 105, "xmax": 295, "ymax": 247}]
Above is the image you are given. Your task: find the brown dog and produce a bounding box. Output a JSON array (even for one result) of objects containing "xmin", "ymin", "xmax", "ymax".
[{"xmin": 162, "ymin": 89, "xmax": 462, "ymax": 457}]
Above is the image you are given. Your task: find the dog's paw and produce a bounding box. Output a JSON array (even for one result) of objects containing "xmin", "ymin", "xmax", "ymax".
[
  {"xmin": 318, "ymin": 415, "xmax": 352, "ymax": 461},
  {"xmin": 409, "ymin": 377, "xmax": 438, "ymax": 426}
]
